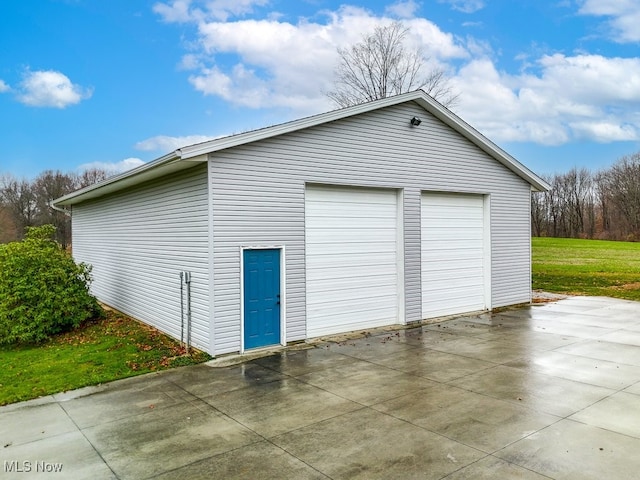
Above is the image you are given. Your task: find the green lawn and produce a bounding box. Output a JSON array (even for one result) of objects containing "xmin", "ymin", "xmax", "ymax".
[
  {"xmin": 532, "ymin": 237, "xmax": 640, "ymax": 301},
  {"xmin": 0, "ymin": 310, "xmax": 211, "ymax": 406}
]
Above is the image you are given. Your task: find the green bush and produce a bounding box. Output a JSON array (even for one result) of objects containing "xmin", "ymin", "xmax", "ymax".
[{"xmin": 0, "ymin": 225, "xmax": 101, "ymax": 344}]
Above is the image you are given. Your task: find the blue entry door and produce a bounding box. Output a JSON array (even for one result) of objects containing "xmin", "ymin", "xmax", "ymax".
[{"xmin": 243, "ymin": 249, "xmax": 281, "ymax": 349}]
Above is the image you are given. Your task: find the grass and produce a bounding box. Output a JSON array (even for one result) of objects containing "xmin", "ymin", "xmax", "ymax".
[
  {"xmin": 533, "ymin": 237, "xmax": 640, "ymax": 301},
  {"xmin": 0, "ymin": 309, "xmax": 211, "ymax": 406}
]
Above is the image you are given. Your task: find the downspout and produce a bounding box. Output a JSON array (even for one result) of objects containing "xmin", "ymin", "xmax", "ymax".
[
  {"xmin": 179, "ymin": 271, "xmax": 192, "ymax": 353},
  {"xmin": 48, "ymin": 201, "xmax": 72, "ymax": 216},
  {"xmin": 185, "ymin": 271, "xmax": 192, "ymax": 354},
  {"xmin": 180, "ymin": 272, "xmax": 185, "ymax": 347}
]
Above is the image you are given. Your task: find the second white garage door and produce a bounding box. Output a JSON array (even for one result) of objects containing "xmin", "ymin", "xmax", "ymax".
[
  {"xmin": 422, "ymin": 192, "xmax": 488, "ymax": 319},
  {"xmin": 305, "ymin": 185, "xmax": 400, "ymax": 338}
]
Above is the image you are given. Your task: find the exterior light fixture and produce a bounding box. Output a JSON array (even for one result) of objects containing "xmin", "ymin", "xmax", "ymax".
[{"xmin": 410, "ymin": 116, "xmax": 422, "ymax": 126}]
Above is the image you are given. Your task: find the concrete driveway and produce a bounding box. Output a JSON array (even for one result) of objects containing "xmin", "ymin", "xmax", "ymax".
[{"xmin": 2, "ymin": 295, "xmax": 640, "ymax": 479}]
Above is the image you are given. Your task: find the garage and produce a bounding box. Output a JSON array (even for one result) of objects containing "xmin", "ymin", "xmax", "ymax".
[
  {"xmin": 421, "ymin": 192, "xmax": 489, "ymax": 319},
  {"xmin": 305, "ymin": 185, "xmax": 401, "ymax": 337},
  {"xmin": 54, "ymin": 90, "xmax": 548, "ymax": 356}
]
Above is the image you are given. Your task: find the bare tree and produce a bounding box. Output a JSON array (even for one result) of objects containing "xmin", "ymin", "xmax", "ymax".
[
  {"xmin": 0, "ymin": 174, "xmax": 37, "ymax": 239},
  {"xmin": 327, "ymin": 21, "xmax": 458, "ymax": 108},
  {"xmin": 530, "ymin": 154, "xmax": 640, "ymax": 241},
  {"xmin": 605, "ymin": 153, "xmax": 640, "ymax": 238},
  {"xmin": 0, "ymin": 205, "xmax": 18, "ymax": 243},
  {"xmin": 75, "ymin": 167, "xmax": 113, "ymax": 189},
  {"xmin": 33, "ymin": 170, "xmax": 77, "ymax": 247},
  {"xmin": 0, "ymin": 167, "xmax": 111, "ymax": 245}
]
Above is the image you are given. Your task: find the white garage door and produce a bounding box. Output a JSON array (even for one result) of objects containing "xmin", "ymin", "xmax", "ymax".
[
  {"xmin": 422, "ymin": 192, "xmax": 487, "ymax": 318},
  {"xmin": 305, "ymin": 185, "xmax": 399, "ymax": 337}
]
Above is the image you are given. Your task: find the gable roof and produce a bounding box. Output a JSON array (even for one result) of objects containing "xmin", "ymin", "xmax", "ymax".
[{"xmin": 54, "ymin": 89, "xmax": 549, "ymax": 207}]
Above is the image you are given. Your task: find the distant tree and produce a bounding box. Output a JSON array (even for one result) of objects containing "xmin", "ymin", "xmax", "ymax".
[
  {"xmin": 0, "ymin": 174, "xmax": 37, "ymax": 239},
  {"xmin": 33, "ymin": 170, "xmax": 76, "ymax": 247},
  {"xmin": 0, "ymin": 168, "xmax": 111, "ymax": 245},
  {"xmin": 604, "ymin": 153, "xmax": 640, "ymax": 238},
  {"xmin": 531, "ymin": 152, "xmax": 640, "ymax": 241},
  {"xmin": 327, "ymin": 21, "xmax": 458, "ymax": 108},
  {"xmin": 75, "ymin": 167, "xmax": 113, "ymax": 189},
  {"xmin": 531, "ymin": 186, "xmax": 546, "ymax": 237},
  {"xmin": 0, "ymin": 205, "xmax": 17, "ymax": 243}
]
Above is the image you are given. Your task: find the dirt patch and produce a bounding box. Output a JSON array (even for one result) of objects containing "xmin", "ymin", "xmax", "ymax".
[
  {"xmin": 532, "ymin": 290, "xmax": 570, "ymax": 303},
  {"xmin": 607, "ymin": 282, "xmax": 640, "ymax": 291}
]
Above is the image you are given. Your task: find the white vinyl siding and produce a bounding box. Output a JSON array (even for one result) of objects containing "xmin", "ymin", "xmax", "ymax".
[
  {"xmin": 71, "ymin": 164, "xmax": 211, "ymax": 352},
  {"xmin": 305, "ymin": 185, "xmax": 399, "ymax": 337},
  {"xmin": 210, "ymin": 101, "xmax": 532, "ymax": 354},
  {"xmin": 421, "ymin": 193, "xmax": 487, "ymax": 318}
]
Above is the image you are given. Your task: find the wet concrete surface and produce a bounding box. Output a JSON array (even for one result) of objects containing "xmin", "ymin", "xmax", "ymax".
[{"xmin": 2, "ymin": 295, "xmax": 640, "ymax": 479}]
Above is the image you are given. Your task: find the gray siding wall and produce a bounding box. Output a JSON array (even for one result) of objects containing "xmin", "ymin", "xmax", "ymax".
[
  {"xmin": 72, "ymin": 164, "xmax": 211, "ymax": 352},
  {"xmin": 210, "ymin": 101, "xmax": 532, "ymax": 354}
]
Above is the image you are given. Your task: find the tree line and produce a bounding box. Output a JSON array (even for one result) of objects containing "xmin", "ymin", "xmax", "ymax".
[
  {"xmin": 532, "ymin": 152, "xmax": 640, "ymax": 241},
  {"xmin": 3, "ymin": 150, "xmax": 640, "ymax": 248},
  {"xmin": 0, "ymin": 169, "xmax": 111, "ymax": 247}
]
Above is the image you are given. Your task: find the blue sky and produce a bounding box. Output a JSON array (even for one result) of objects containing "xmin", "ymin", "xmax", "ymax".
[{"xmin": 1, "ymin": 0, "xmax": 639, "ymax": 178}]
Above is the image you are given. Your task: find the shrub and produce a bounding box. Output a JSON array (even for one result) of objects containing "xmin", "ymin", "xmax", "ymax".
[{"xmin": 0, "ymin": 225, "xmax": 101, "ymax": 344}]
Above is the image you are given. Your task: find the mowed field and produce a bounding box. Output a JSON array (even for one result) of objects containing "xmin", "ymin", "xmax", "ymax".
[{"xmin": 532, "ymin": 237, "xmax": 640, "ymax": 301}]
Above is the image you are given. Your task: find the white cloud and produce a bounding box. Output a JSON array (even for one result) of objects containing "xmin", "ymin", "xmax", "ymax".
[
  {"xmin": 453, "ymin": 54, "xmax": 640, "ymax": 145},
  {"xmin": 154, "ymin": 0, "xmax": 268, "ymax": 23},
  {"xmin": 17, "ymin": 70, "xmax": 92, "ymax": 108},
  {"xmin": 156, "ymin": 5, "xmax": 466, "ymax": 114},
  {"xmin": 385, "ymin": 0, "xmax": 421, "ymax": 19},
  {"xmin": 78, "ymin": 158, "xmax": 146, "ymax": 174},
  {"xmin": 153, "ymin": 1, "xmax": 640, "ymax": 147},
  {"xmin": 439, "ymin": 0, "xmax": 485, "ymax": 14},
  {"xmin": 203, "ymin": 0, "xmax": 269, "ymax": 21},
  {"xmin": 153, "ymin": 0, "xmax": 195, "ymax": 23},
  {"xmin": 0, "ymin": 79, "xmax": 9, "ymax": 93},
  {"xmin": 578, "ymin": 0, "xmax": 640, "ymax": 43},
  {"xmin": 135, "ymin": 134, "xmax": 219, "ymax": 152},
  {"xmin": 570, "ymin": 121, "xmax": 638, "ymax": 142}
]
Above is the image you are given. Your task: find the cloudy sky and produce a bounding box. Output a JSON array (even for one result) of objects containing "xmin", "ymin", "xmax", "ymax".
[{"xmin": 1, "ymin": 0, "xmax": 639, "ymax": 178}]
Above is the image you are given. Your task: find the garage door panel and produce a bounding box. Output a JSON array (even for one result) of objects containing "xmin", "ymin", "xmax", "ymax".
[
  {"xmin": 306, "ymin": 205, "xmax": 395, "ymax": 219},
  {"xmin": 307, "ymin": 292, "xmax": 398, "ymax": 312},
  {"xmin": 422, "ymin": 192, "xmax": 487, "ymax": 319},
  {"xmin": 308, "ymin": 275, "xmax": 397, "ymax": 292},
  {"xmin": 425, "ymin": 288, "xmax": 485, "ymax": 302},
  {"xmin": 306, "ymin": 237, "xmax": 397, "ymax": 250},
  {"xmin": 307, "ymin": 252, "xmax": 397, "ymax": 269},
  {"xmin": 425, "ymin": 227, "xmax": 483, "ymax": 236},
  {"xmin": 307, "ymin": 270, "xmax": 397, "ymax": 284},
  {"xmin": 422, "ymin": 240, "xmax": 484, "ymax": 251},
  {"xmin": 422, "ymin": 279, "xmax": 484, "ymax": 294},
  {"xmin": 306, "ymin": 185, "xmax": 399, "ymax": 338},
  {"xmin": 423, "ymin": 256, "xmax": 483, "ymax": 267},
  {"xmin": 423, "ymin": 224, "xmax": 483, "ymax": 234},
  {"xmin": 424, "ymin": 210, "xmax": 483, "ymax": 220},
  {"xmin": 422, "ymin": 267, "xmax": 484, "ymax": 283}
]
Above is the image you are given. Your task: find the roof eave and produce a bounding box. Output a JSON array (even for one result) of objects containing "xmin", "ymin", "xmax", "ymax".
[{"xmin": 54, "ymin": 150, "xmax": 207, "ymax": 206}]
